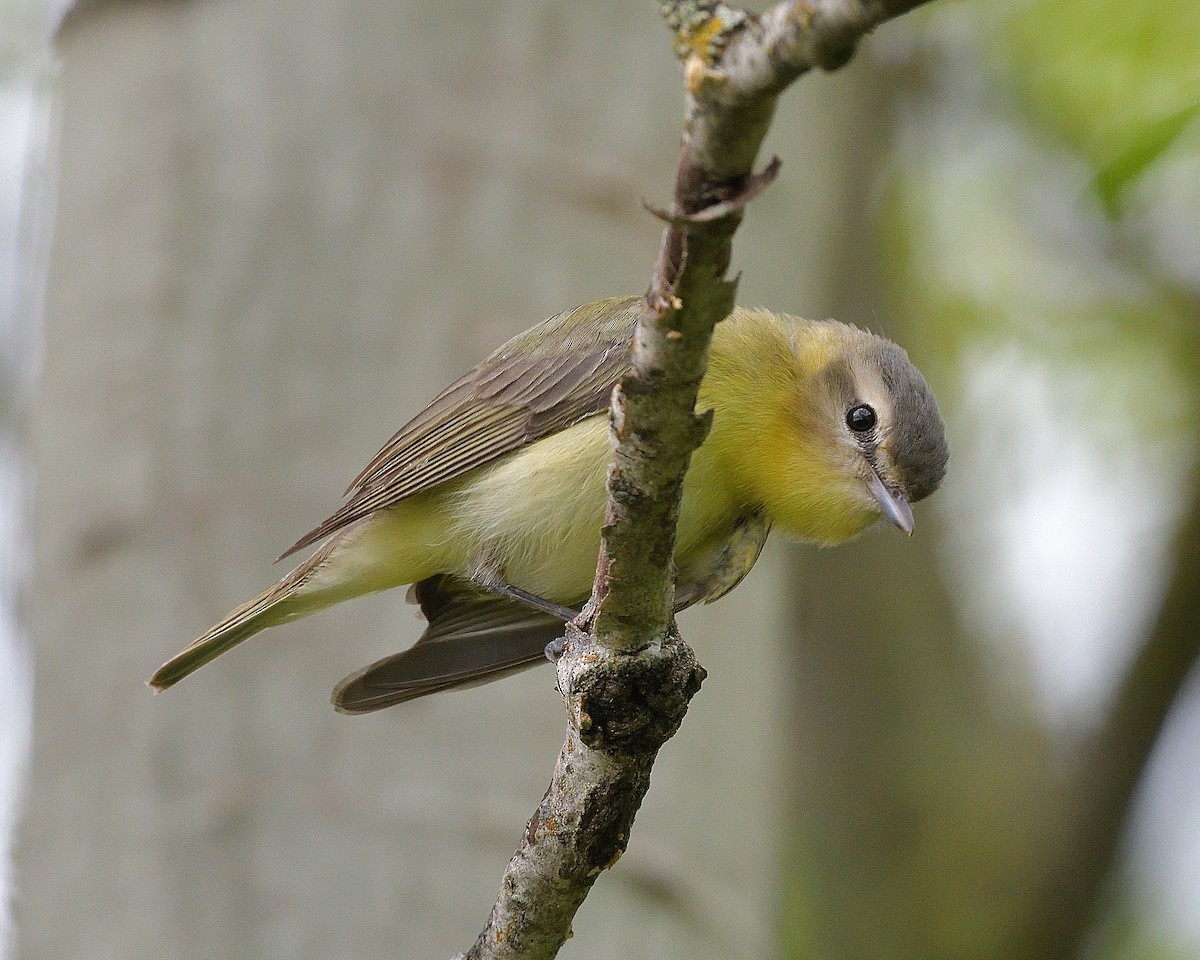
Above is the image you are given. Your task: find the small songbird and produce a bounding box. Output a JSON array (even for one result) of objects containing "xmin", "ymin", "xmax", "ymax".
[{"xmin": 150, "ymin": 297, "xmax": 948, "ymax": 712}]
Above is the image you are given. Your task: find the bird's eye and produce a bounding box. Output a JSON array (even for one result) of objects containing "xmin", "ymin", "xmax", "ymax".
[{"xmin": 846, "ymin": 404, "xmax": 876, "ymax": 433}]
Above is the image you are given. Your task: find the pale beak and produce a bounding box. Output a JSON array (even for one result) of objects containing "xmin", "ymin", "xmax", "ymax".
[{"xmin": 866, "ymin": 469, "xmax": 915, "ymax": 536}]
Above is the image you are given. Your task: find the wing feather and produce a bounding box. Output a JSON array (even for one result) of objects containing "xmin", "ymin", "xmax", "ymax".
[
  {"xmin": 279, "ymin": 297, "xmax": 642, "ymax": 560},
  {"xmin": 330, "ymin": 575, "xmax": 566, "ymax": 713},
  {"xmin": 330, "ymin": 512, "xmax": 773, "ymax": 713}
]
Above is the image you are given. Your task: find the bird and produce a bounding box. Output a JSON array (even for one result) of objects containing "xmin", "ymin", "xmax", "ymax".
[{"xmin": 149, "ymin": 296, "xmax": 948, "ymax": 713}]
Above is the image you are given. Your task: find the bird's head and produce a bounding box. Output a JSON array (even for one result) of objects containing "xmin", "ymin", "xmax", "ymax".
[
  {"xmin": 805, "ymin": 331, "xmax": 949, "ymax": 541},
  {"xmin": 707, "ymin": 313, "xmax": 948, "ymax": 545}
]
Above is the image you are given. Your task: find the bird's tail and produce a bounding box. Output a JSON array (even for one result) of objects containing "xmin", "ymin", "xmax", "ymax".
[{"xmin": 148, "ymin": 538, "xmax": 339, "ymax": 692}]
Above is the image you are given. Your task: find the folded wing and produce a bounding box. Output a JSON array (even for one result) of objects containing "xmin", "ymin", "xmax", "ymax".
[
  {"xmin": 280, "ymin": 297, "xmax": 641, "ymax": 560},
  {"xmin": 331, "ymin": 575, "xmax": 568, "ymax": 713}
]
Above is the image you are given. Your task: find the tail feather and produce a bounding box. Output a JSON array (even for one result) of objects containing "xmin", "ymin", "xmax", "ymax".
[
  {"xmin": 149, "ymin": 537, "xmax": 339, "ymax": 692},
  {"xmin": 148, "ymin": 584, "xmax": 293, "ymax": 692}
]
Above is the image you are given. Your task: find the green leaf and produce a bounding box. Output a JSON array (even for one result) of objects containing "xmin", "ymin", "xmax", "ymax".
[
  {"xmin": 1003, "ymin": 0, "xmax": 1200, "ymax": 212},
  {"xmin": 1095, "ymin": 103, "xmax": 1200, "ymax": 215}
]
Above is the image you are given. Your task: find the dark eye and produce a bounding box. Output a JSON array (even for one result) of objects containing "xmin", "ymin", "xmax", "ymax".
[{"xmin": 846, "ymin": 404, "xmax": 876, "ymax": 433}]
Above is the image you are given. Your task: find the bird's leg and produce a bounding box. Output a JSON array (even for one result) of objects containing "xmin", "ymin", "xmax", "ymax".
[
  {"xmin": 483, "ymin": 579, "xmax": 579, "ymax": 623},
  {"xmin": 468, "ymin": 552, "xmax": 581, "ymax": 663},
  {"xmin": 470, "ymin": 571, "xmax": 577, "ymax": 663},
  {"xmin": 467, "ymin": 559, "xmax": 579, "ymax": 623}
]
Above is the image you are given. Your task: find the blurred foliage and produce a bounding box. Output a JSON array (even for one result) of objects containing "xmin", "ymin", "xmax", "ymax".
[
  {"xmin": 1094, "ymin": 902, "xmax": 1196, "ymax": 960},
  {"xmin": 1003, "ymin": 0, "xmax": 1200, "ymax": 214},
  {"xmin": 778, "ymin": 1, "xmax": 1200, "ymax": 959}
]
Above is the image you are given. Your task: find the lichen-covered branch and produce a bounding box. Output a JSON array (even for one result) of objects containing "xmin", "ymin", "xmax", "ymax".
[
  {"xmin": 455, "ymin": 3, "xmax": 935, "ymax": 958},
  {"xmin": 455, "ymin": 627, "xmax": 705, "ymax": 960}
]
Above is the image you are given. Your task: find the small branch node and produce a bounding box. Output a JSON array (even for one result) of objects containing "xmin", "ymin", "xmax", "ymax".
[
  {"xmin": 638, "ymin": 196, "xmax": 679, "ymax": 224},
  {"xmin": 662, "ymin": 1, "xmax": 751, "ymax": 64},
  {"xmin": 640, "ymin": 156, "xmax": 782, "ymax": 227},
  {"xmin": 692, "ymin": 155, "xmax": 782, "ymax": 221},
  {"xmin": 685, "ymin": 54, "xmax": 728, "ymax": 95},
  {"xmin": 564, "ymin": 626, "xmax": 706, "ymax": 755}
]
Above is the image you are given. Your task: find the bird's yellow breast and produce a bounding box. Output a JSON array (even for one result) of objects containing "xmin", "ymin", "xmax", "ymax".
[{"xmin": 438, "ymin": 415, "xmax": 744, "ymax": 602}]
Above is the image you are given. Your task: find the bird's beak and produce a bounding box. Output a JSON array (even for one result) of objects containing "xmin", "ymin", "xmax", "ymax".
[{"xmin": 866, "ymin": 469, "xmax": 915, "ymax": 536}]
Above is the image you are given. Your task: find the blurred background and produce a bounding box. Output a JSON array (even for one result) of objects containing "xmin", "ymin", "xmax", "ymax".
[{"xmin": 1, "ymin": 0, "xmax": 1198, "ymax": 958}]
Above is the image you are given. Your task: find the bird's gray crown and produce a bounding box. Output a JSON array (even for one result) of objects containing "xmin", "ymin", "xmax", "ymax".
[{"xmin": 877, "ymin": 344, "xmax": 948, "ymax": 503}]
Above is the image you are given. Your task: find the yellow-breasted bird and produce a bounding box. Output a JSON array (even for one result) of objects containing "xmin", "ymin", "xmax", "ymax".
[{"xmin": 149, "ymin": 297, "xmax": 948, "ymax": 712}]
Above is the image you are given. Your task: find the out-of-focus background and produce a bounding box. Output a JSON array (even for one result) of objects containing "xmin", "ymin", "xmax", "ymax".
[{"xmin": 2, "ymin": 1, "xmax": 1198, "ymax": 958}]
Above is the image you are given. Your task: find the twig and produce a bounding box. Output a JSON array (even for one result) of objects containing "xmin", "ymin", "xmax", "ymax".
[{"xmin": 455, "ymin": 3, "xmax": 935, "ymax": 957}]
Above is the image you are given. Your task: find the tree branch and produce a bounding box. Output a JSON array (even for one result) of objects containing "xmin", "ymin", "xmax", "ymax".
[{"xmin": 455, "ymin": 3, "xmax": 935, "ymax": 957}]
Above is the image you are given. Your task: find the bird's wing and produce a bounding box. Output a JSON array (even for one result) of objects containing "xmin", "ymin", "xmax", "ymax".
[
  {"xmin": 279, "ymin": 297, "xmax": 642, "ymax": 559},
  {"xmin": 331, "ymin": 575, "xmax": 567, "ymax": 713},
  {"xmin": 332, "ymin": 513, "xmax": 775, "ymax": 714},
  {"xmin": 674, "ymin": 511, "xmax": 772, "ymax": 610}
]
